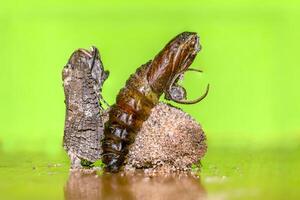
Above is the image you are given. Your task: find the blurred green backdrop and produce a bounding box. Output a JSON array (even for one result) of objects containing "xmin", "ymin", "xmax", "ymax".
[{"xmin": 0, "ymin": 0, "xmax": 299, "ymax": 154}]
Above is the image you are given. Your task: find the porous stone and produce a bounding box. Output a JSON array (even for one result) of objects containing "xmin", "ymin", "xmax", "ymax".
[{"xmin": 125, "ymin": 102, "xmax": 207, "ymax": 174}]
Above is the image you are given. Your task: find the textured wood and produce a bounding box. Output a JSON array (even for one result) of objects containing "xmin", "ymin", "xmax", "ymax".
[{"xmin": 62, "ymin": 47, "xmax": 109, "ymax": 168}]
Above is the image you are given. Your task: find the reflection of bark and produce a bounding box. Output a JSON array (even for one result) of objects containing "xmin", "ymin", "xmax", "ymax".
[
  {"xmin": 64, "ymin": 171, "xmax": 101, "ymax": 200},
  {"xmin": 62, "ymin": 48, "xmax": 109, "ymax": 167},
  {"xmin": 64, "ymin": 171, "xmax": 206, "ymax": 200}
]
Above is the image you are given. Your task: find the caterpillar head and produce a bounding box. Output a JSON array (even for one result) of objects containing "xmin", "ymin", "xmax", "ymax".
[{"xmin": 148, "ymin": 32, "xmax": 209, "ymax": 104}]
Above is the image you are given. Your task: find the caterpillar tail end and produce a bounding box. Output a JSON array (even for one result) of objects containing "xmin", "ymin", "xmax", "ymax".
[{"xmin": 102, "ymin": 155, "xmax": 122, "ymax": 173}]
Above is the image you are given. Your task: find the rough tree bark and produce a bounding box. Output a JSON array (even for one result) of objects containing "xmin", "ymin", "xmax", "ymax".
[{"xmin": 62, "ymin": 47, "xmax": 108, "ymax": 168}]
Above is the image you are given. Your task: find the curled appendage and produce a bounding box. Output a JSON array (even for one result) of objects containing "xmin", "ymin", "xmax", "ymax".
[
  {"xmin": 165, "ymin": 68, "xmax": 209, "ymax": 104},
  {"xmin": 168, "ymin": 84, "xmax": 210, "ymax": 104}
]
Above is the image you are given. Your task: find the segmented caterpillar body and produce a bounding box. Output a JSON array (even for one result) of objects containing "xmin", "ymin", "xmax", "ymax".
[{"xmin": 102, "ymin": 32, "xmax": 209, "ymax": 172}]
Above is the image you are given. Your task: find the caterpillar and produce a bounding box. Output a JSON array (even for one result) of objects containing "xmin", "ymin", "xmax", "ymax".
[{"xmin": 102, "ymin": 32, "xmax": 209, "ymax": 172}]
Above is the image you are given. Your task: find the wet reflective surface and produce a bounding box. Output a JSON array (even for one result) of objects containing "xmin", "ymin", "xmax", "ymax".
[
  {"xmin": 1, "ymin": 147, "xmax": 300, "ymax": 200},
  {"xmin": 64, "ymin": 171, "xmax": 206, "ymax": 200}
]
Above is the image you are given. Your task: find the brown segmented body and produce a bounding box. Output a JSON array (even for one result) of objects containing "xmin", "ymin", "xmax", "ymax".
[{"xmin": 102, "ymin": 32, "xmax": 209, "ymax": 172}]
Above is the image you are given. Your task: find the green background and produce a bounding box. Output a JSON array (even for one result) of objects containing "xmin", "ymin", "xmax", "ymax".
[
  {"xmin": 1, "ymin": 0, "xmax": 299, "ymax": 154},
  {"xmin": 1, "ymin": 1, "xmax": 300, "ymax": 199}
]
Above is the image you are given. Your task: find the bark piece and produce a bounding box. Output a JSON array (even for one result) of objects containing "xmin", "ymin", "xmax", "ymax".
[{"xmin": 62, "ymin": 47, "xmax": 108, "ymax": 168}]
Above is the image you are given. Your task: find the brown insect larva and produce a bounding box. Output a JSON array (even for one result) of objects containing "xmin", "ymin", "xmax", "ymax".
[{"xmin": 102, "ymin": 32, "xmax": 209, "ymax": 172}]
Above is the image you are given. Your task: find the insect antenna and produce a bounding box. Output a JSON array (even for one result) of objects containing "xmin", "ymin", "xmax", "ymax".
[{"xmin": 186, "ymin": 68, "xmax": 203, "ymax": 73}]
